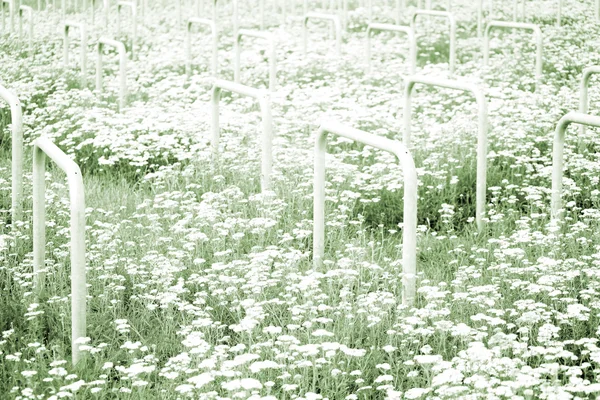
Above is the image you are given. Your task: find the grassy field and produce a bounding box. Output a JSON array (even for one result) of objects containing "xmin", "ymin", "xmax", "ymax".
[{"xmin": 2, "ymin": 0, "xmax": 600, "ymax": 399}]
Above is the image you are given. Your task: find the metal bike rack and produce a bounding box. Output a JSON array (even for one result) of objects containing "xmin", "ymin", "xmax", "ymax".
[
  {"xmin": 366, "ymin": 23, "xmax": 416, "ymax": 75},
  {"xmin": 1, "ymin": 0, "xmax": 14, "ymax": 32},
  {"xmin": 579, "ymin": 66, "xmax": 600, "ymax": 136},
  {"xmin": 234, "ymin": 29, "xmax": 277, "ymax": 91},
  {"xmin": 64, "ymin": 21, "xmax": 88, "ymax": 87},
  {"xmin": 303, "ymin": 12, "xmax": 342, "ymax": 57},
  {"xmin": 313, "ymin": 121, "xmax": 418, "ymax": 305},
  {"xmin": 186, "ymin": 17, "xmax": 218, "ymax": 78},
  {"xmin": 18, "ymin": 5, "xmax": 32, "ymax": 57},
  {"xmin": 96, "ymin": 38, "xmax": 127, "ymax": 112},
  {"xmin": 513, "ymin": 0, "xmax": 525, "ymax": 21},
  {"xmin": 117, "ymin": 1, "xmax": 136, "ymax": 56},
  {"xmin": 211, "ymin": 79, "xmax": 273, "ymax": 192},
  {"xmin": 91, "ymin": 0, "xmax": 110, "ymax": 27},
  {"xmin": 403, "ymin": 75, "xmax": 488, "ymax": 232},
  {"xmin": 411, "ymin": 10, "xmax": 456, "ymax": 75},
  {"xmin": 32, "ymin": 137, "xmax": 86, "ymax": 365},
  {"xmin": 483, "ymin": 21, "xmax": 542, "ymax": 92},
  {"xmin": 0, "ymin": 85, "xmax": 23, "ymax": 225},
  {"xmin": 551, "ymin": 112, "xmax": 600, "ymax": 218}
]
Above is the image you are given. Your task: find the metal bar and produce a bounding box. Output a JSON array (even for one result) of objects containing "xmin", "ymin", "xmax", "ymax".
[
  {"xmin": 303, "ymin": 12, "xmax": 342, "ymax": 57},
  {"xmin": 186, "ymin": 17, "xmax": 218, "ymax": 78},
  {"xmin": 64, "ymin": 21, "xmax": 87, "ymax": 87},
  {"xmin": 33, "ymin": 137, "xmax": 86, "ymax": 365},
  {"xmin": 117, "ymin": 1, "xmax": 136, "ymax": 56},
  {"xmin": 235, "ymin": 29, "xmax": 277, "ymax": 91},
  {"xmin": 0, "ymin": 86, "xmax": 23, "ymax": 225},
  {"xmin": 17, "ymin": 5, "xmax": 31, "ymax": 57},
  {"xmin": 411, "ymin": 10, "xmax": 456, "ymax": 75},
  {"xmin": 211, "ymin": 79, "xmax": 273, "ymax": 192},
  {"xmin": 551, "ymin": 112, "xmax": 600, "ymax": 218},
  {"xmin": 366, "ymin": 23, "xmax": 416, "ymax": 75},
  {"xmin": 579, "ymin": 66, "xmax": 600, "ymax": 136},
  {"xmin": 96, "ymin": 38, "xmax": 127, "ymax": 111},
  {"xmin": 483, "ymin": 20, "xmax": 543, "ymax": 92},
  {"xmin": 313, "ymin": 120, "xmax": 418, "ymax": 305},
  {"xmin": 403, "ymin": 75, "xmax": 488, "ymax": 232}
]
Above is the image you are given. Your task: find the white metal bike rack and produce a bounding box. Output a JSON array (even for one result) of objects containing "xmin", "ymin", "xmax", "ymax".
[
  {"xmin": 186, "ymin": 17, "xmax": 218, "ymax": 78},
  {"xmin": 403, "ymin": 75, "xmax": 488, "ymax": 232},
  {"xmin": 551, "ymin": 112, "xmax": 600, "ymax": 218},
  {"xmin": 1, "ymin": 0, "xmax": 14, "ymax": 32},
  {"xmin": 32, "ymin": 137, "xmax": 86, "ymax": 366},
  {"xmin": 366, "ymin": 23, "xmax": 416, "ymax": 75},
  {"xmin": 303, "ymin": 12, "xmax": 342, "ymax": 57},
  {"xmin": 234, "ymin": 29, "xmax": 277, "ymax": 92},
  {"xmin": 579, "ymin": 66, "xmax": 600, "ymax": 136},
  {"xmin": 91, "ymin": 0, "xmax": 110, "ymax": 28},
  {"xmin": 512, "ymin": 0, "xmax": 525, "ymax": 21},
  {"xmin": 313, "ymin": 121, "xmax": 418, "ymax": 305},
  {"xmin": 117, "ymin": 1, "xmax": 137, "ymax": 56},
  {"xmin": 17, "ymin": 5, "xmax": 32, "ymax": 57},
  {"xmin": 211, "ymin": 79, "xmax": 273, "ymax": 192},
  {"xmin": 483, "ymin": 21, "xmax": 542, "ymax": 92},
  {"xmin": 0, "ymin": 85, "xmax": 23, "ymax": 225},
  {"xmin": 411, "ymin": 10, "xmax": 456, "ymax": 75},
  {"xmin": 96, "ymin": 38, "xmax": 127, "ymax": 112},
  {"xmin": 64, "ymin": 21, "xmax": 87, "ymax": 87}
]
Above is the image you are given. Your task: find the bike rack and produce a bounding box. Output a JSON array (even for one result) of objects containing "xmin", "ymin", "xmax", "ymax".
[
  {"xmin": 411, "ymin": 10, "xmax": 456, "ymax": 75},
  {"xmin": 186, "ymin": 17, "xmax": 218, "ymax": 78},
  {"xmin": 32, "ymin": 137, "xmax": 86, "ymax": 365},
  {"xmin": 0, "ymin": 85, "xmax": 23, "ymax": 225},
  {"xmin": 91, "ymin": 0, "xmax": 110, "ymax": 28},
  {"xmin": 64, "ymin": 21, "xmax": 88, "ymax": 87},
  {"xmin": 96, "ymin": 38, "xmax": 127, "ymax": 112},
  {"xmin": 17, "ymin": 5, "xmax": 32, "ymax": 57},
  {"xmin": 211, "ymin": 79, "xmax": 273, "ymax": 192},
  {"xmin": 403, "ymin": 75, "xmax": 488, "ymax": 232},
  {"xmin": 313, "ymin": 121, "xmax": 418, "ymax": 305},
  {"xmin": 551, "ymin": 112, "xmax": 600, "ymax": 218},
  {"xmin": 234, "ymin": 29, "xmax": 277, "ymax": 91},
  {"xmin": 366, "ymin": 23, "xmax": 416, "ymax": 75},
  {"xmin": 483, "ymin": 21, "xmax": 542, "ymax": 92},
  {"xmin": 1, "ymin": 0, "xmax": 14, "ymax": 32},
  {"xmin": 579, "ymin": 66, "xmax": 600, "ymax": 136},
  {"xmin": 513, "ymin": 0, "xmax": 525, "ymax": 21},
  {"xmin": 303, "ymin": 12, "xmax": 342, "ymax": 57},
  {"xmin": 117, "ymin": 0, "xmax": 137, "ymax": 56}
]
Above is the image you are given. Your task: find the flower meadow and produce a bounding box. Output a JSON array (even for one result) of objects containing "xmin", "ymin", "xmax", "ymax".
[{"xmin": 3, "ymin": 0, "xmax": 600, "ymax": 398}]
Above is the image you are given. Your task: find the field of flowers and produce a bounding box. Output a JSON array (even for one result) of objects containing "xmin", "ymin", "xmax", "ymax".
[{"xmin": 2, "ymin": 0, "xmax": 600, "ymax": 398}]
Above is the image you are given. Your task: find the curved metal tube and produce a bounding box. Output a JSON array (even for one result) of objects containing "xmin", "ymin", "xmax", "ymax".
[
  {"xmin": 551, "ymin": 112, "xmax": 600, "ymax": 218},
  {"xmin": 96, "ymin": 38, "xmax": 128, "ymax": 112},
  {"xmin": 64, "ymin": 21, "xmax": 88, "ymax": 87},
  {"xmin": 366, "ymin": 23, "xmax": 416, "ymax": 75},
  {"xmin": 411, "ymin": 10, "xmax": 456, "ymax": 75},
  {"xmin": 186, "ymin": 17, "xmax": 218, "ymax": 77},
  {"xmin": 403, "ymin": 75, "xmax": 488, "ymax": 232},
  {"xmin": 303, "ymin": 12, "xmax": 342, "ymax": 57},
  {"xmin": 313, "ymin": 121, "xmax": 418, "ymax": 305},
  {"xmin": 0, "ymin": 85, "xmax": 23, "ymax": 225},
  {"xmin": 33, "ymin": 137, "xmax": 86, "ymax": 365},
  {"xmin": 483, "ymin": 20, "xmax": 543, "ymax": 92},
  {"xmin": 235, "ymin": 29, "xmax": 277, "ymax": 91},
  {"xmin": 116, "ymin": 0, "xmax": 137, "ymax": 56},
  {"xmin": 210, "ymin": 79, "xmax": 273, "ymax": 192},
  {"xmin": 579, "ymin": 66, "xmax": 600, "ymax": 136}
]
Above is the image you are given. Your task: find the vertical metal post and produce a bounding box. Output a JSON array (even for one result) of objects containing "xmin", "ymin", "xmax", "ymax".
[
  {"xmin": 0, "ymin": 87, "xmax": 23, "ymax": 226},
  {"xmin": 579, "ymin": 67, "xmax": 600, "ymax": 135}
]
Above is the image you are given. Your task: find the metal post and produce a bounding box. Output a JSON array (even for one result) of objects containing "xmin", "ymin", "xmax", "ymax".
[
  {"xmin": 403, "ymin": 75, "xmax": 488, "ymax": 232},
  {"xmin": 33, "ymin": 137, "xmax": 86, "ymax": 365},
  {"xmin": 557, "ymin": 0, "xmax": 561, "ymax": 26},
  {"xmin": 64, "ymin": 21, "xmax": 87, "ymax": 87},
  {"xmin": 551, "ymin": 112, "xmax": 600, "ymax": 218},
  {"xmin": 186, "ymin": 18, "xmax": 218, "ymax": 77},
  {"xmin": 18, "ymin": 5, "xmax": 32, "ymax": 57},
  {"xmin": 303, "ymin": 12, "xmax": 342, "ymax": 57},
  {"xmin": 235, "ymin": 29, "xmax": 277, "ymax": 91},
  {"xmin": 96, "ymin": 38, "xmax": 127, "ymax": 111},
  {"xmin": 483, "ymin": 21, "xmax": 543, "ymax": 92},
  {"xmin": 313, "ymin": 121, "xmax": 418, "ymax": 305},
  {"xmin": 579, "ymin": 66, "xmax": 600, "ymax": 136},
  {"xmin": 117, "ymin": 1, "xmax": 136, "ymax": 56},
  {"xmin": 0, "ymin": 86, "xmax": 23, "ymax": 226},
  {"xmin": 210, "ymin": 79, "xmax": 273, "ymax": 192},
  {"xmin": 366, "ymin": 23, "xmax": 416, "ymax": 75},
  {"xmin": 411, "ymin": 10, "xmax": 456, "ymax": 75}
]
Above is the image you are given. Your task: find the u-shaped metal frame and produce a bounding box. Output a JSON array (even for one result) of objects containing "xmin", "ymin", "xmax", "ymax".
[
  {"xmin": 1, "ymin": 0, "xmax": 14, "ymax": 32},
  {"xmin": 411, "ymin": 10, "xmax": 456, "ymax": 75},
  {"xmin": 366, "ymin": 23, "xmax": 416, "ymax": 75},
  {"xmin": 0, "ymin": 86, "xmax": 23, "ymax": 225},
  {"xmin": 551, "ymin": 112, "xmax": 600, "ymax": 218},
  {"xmin": 211, "ymin": 79, "xmax": 273, "ymax": 192},
  {"xmin": 116, "ymin": 0, "xmax": 137, "ymax": 56},
  {"xmin": 96, "ymin": 38, "xmax": 128, "ymax": 112},
  {"xmin": 313, "ymin": 121, "xmax": 418, "ymax": 305},
  {"xmin": 33, "ymin": 137, "xmax": 86, "ymax": 365},
  {"xmin": 303, "ymin": 12, "xmax": 342, "ymax": 57},
  {"xmin": 579, "ymin": 66, "xmax": 600, "ymax": 136},
  {"xmin": 186, "ymin": 17, "xmax": 218, "ymax": 77},
  {"xmin": 64, "ymin": 21, "xmax": 88, "ymax": 87},
  {"xmin": 18, "ymin": 5, "xmax": 32, "ymax": 57},
  {"xmin": 403, "ymin": 75, "xmax": 488, "ymax": 232},
  {"xmin": 234, "ymin": 29, "xmax": 277, "ymax": 92},
  {"xmin": 483, "ymin": 21, "xmax": 543, "ymax": 92}
]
